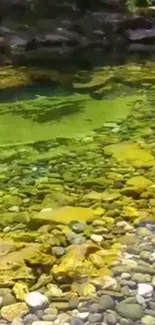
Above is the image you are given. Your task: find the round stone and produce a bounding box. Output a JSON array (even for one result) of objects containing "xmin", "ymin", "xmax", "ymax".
[
  {"xmin": 99, "ymin": 295, "xmax": 115, "ymax": 310},
  {"xmin": 90, "ymin": 234, "xmax": 103, "ymax": 243},
  {"xmin": 137, "ymin": 283, "xmax": 153, "ymax": 297},
  {"xmin": 141, "ymin": 315, "xmax": 155, "ymax": 325},
  {"xmin": 25, "ymin": 292, "xmax": 48, "ymax": 308}
]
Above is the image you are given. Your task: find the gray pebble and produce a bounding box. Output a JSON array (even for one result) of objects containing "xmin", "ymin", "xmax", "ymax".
[
  {"xmin": 120, "ymin": 318, "xmax": 134, "ymax": 325},
  {"xmin": 149, "ymin": 301, "xmax": 155, "ymax": 310},
  {"xmin": 145, "ymin": 309, "xmax": 155, "ymax": 317},
  {"xmin": 99, "ymin": 295, "xmax": 115, "ymax": 310},
  {"xmin": 70, "ymin": 222, "xmax": 85, "ymax": 233},
  {"xmin": 88, "ymin": 313, "xmax": 103, "ymax": 323},
  {"xmin": 69, "ymin": 297, "xmax": 79, "ymax": 309},
  {"xmin": 136, "ymin": 294, "xmax": 146, "ymax": 305},
  {"xmin": 89, "ymin": 303, "xmax": 100, "ymax": 313},
  {"xmin": 42, "ymin": 315, "xmax": 57, "ymax": 321},
  {"xmin": 104, "ymin": 312, "xmax": 118, "ymax": 325},
  {"xmin": 23, "ymin": 314, "xmax": 39, "ymax": 324},
  {"xmin": 52, "ymin": 247, "xmax": 65, "ymax": 257},
  {"xmin": 70, "ymin": 317, "xmax": 85, "ymax": 325}
]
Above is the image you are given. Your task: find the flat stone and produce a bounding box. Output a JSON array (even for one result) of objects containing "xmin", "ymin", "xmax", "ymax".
[
  {"xmin": 1, "ymin": 303, "xmax": 29, "ymax": 321},
  {"xmin": 32, "ymin": 207, "xmax": 95, "ymax": 225},
  {"xmin": 117, "ymin": 303, "xmax": 144, "ymax": 320},
  {"xmin": 104, "ymin": 142, "xmax": 155, "ymax": 168}
]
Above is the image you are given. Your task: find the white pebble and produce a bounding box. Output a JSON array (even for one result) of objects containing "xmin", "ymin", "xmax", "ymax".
[
  {"xmin": 91, "ymin": 234, "xmax": 103, "ymax": 243},
  {"xmin": 137, "ymin": 283, "xmax": 153, "ymax": 297},
  {"xmin": 25, "ymin": 292, "xmax": 48, "ymax": 308},
  {"xmin": 8, "ymin": 205, "xmax": 20, "ymax": 212},
  {"xmin": 78, "ymin": 312, "xmax": 89, "ymax": 320},
  {"xmin": 121, "ymin": 273, "xmax": 131, "ymax": 280}
]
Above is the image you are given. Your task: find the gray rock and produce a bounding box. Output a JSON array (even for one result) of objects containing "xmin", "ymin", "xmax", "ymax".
[
  {"xmin": 117, "ymin": 303, "xmax": 144, "ymax": 320},
  {"xmin": 66, "ymin": 233, "xmax": 86, "ymax": 245},
  {"xmin": 140, "ymin": 251, "xmax": 151, "ymax": 261},
  {"xmin": 99, "ymin": 295, "xmax": 115, "ymax": 310},
  {"xmin": 23, "ymin": 314, "xmax": 39, "ymax": 324},
  {"xmin": 52, "ymin": 247, "xmax": 65, "ymax": 257},
  {"xmin": 132, "ymin": 273, "xmax": 152, "ymax": 283},
  {"xmin": 70, "ymin": 222, "xmax": 85, "ymax": 233},
  {"xmin": 120, "ymin": 319, "xmax": 134, "ymax": 325},
  {"xmin": 88, "ymin": 313, "xmax": 103, "ymax": 322},
  {"xmin": 70, "ymin": 317, "xmax": 85, "ymax": 325},
  {"xmin": 104, "ymin": 311, "xmax": 118, "ymax": 324},
  {"xmin": 145, "ymin": 309, "xmax": 155, "ymax": 317},
  {"xmin": 136, "ymin": 294, "xmax": 146, "ymax": 305},
  {"xmin": 68, "ymin": 298, "xmax": 79, "ymax": 311},
  {"xmin": 149, "ymin": 301, "xmax": 155, "ymax": 310},
  {"xmin": 89, "ymin": 303, "xmax": 100, "ymax": 313}
]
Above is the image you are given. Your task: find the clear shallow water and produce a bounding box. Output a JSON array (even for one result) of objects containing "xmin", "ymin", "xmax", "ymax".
[{"xmin": 0, "ymin": 61, "xmax": 155, "ymax": 324}]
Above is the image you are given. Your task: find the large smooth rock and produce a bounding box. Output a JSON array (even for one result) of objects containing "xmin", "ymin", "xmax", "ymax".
[
  {"xmin": 1, "ymin": 302, "xmax": 29, "ymax": 321},
  {"xmin": 104, "ymin": 142, "xmax": 155, "ymax": 168},
  {"xmin": 117, "ymin": 302, "xmax": 144, "ymax": 320},
  {"xmin": 32, "ymin": 206, "xmax": 95, "ymax": 225}
]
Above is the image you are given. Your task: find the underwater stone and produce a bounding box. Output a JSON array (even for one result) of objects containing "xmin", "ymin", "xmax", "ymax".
[
  {"xmin": 32, "ymin": 206, "xmax": 95, "ymax": 225},
  {"xmin": 137, "ymin": 283, "xmax": 153, "ymax": 297},
  {"xmin": 1, "ymin": 303, "xmax": 29, "ymax": 321},
  {"xmin": 25, "ymin": 292, "xmax": 48, "ymax": 308},
  {"xmin": 104, "ymin": 142, "xmax": 155, "ymax": 168},
  {"xmin": 116, "ymin": 303, "xmax": 144, "ymax": 320}
]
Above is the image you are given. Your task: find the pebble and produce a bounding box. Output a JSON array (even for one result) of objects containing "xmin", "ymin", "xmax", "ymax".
[
  {"xmin": 25, "ymin": 292, "xmax": 48, "ymax": 308},
  {"xmin": 32, "ymin": 322, "xmax": 53, "ymax": 325},
  {"xmin": 137, "ymin": 283, "xmax": 153, "ymax": 297},
  {"xmin": 77, "ymin": 312, "xmax": 89, "ymax": 320},
  {"xmin": 141, "ymin": 315, "xmax": 155, "ymax": 325},
  {"xmin": 99, "ymin": 295, "xmax": 115, "ymax": 310},
  {"xmin": 70, "ymin": 317, "xmax": 85, "ymax": 325},
  {"xmin": 104, "ymin": 311, "xmax": 118, "ymax": 325},
  {"xmin": 88, "ymin": 313, "xmax": 103, "ymax": 322},
  {"xmin": 52, "ymin": 247, "xmax": 65, "ymax": 257},
  {"xmin": 1, "ymin": 303, "xmax": 28, "ymax": 322},
  {"xmin": 90, "ymin": 234, "xmax": 103, "ymax": 243},
  {"xmin": 117, "ymin": 302, "xmax": 144, "ymax": 320},
  {"xmin": 136, "ymin": 294, "xmax": 146, "ymax": 305}
]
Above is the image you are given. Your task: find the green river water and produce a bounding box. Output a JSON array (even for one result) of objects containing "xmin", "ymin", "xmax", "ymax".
[{"xmin": 0, "ymin": 59, "xmax": 155, "ymax": 324}]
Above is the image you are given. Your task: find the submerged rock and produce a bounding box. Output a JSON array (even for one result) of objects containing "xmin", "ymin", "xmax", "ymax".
[
  {"xmin": 32, "ymin": 206, "xmax": 95, "ymax": 225},
  {"xmin": 104, "ymin": 142, "xmax": 155, "ymax": 168},
  {"xmin": 1, "ymin": 302, "xmax": 29, "ymax": 321},
  {"xmin": 117, "ymin": 302, "xmax": 144, "ymax": 320},
  {"xmin": 25, "ymin": 292, "xmax": 48, "ymax": 308}
]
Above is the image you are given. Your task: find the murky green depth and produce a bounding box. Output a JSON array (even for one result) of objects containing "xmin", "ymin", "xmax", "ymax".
[{"xmin": 0, "ymin": 62, "xmax": 155, "ymax": 324}]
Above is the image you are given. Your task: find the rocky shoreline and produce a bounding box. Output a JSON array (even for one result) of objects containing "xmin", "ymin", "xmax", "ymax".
[
  {"xmin": 0, "ymin": 0, "xmax": 155, "ymax": 65},
  {"xmin": 0, "ymin": 63, "xmax": 154, "ymax": 324}
]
